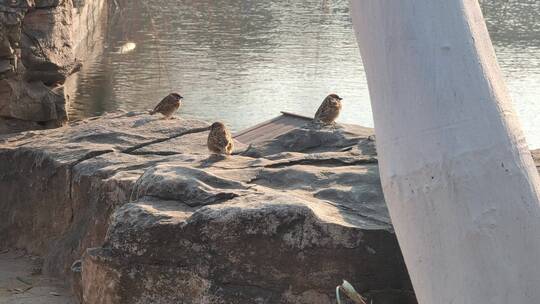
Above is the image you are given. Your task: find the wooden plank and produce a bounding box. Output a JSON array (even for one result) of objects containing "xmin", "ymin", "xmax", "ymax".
[
  {"xmin": 234, "ymin": 113, "xmax": 311, "ymax": 144},
  {"xmin": 233, "ymin": 116, "xmax": 283, "ymax": 139},
  {"xmin": 280, "ymin": 111, "xmax": 313, "ymax": 121}
]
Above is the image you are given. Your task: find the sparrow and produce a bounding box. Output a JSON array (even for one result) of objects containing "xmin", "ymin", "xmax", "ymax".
[
  {"xmin": 149, "ymin": 93, "xmax": 183, "ymax": 119},
  {"xmin": 313, "ymin": 93, "xmax": 343, "ymax": 125},
  {"xmin": 207, "ymin": 122, "xmax": 234, "ymax": 155}
]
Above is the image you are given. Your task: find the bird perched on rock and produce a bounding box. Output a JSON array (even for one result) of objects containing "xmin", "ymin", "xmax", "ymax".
[
  {"xmin": 207, "ymin": 122, "xmax": 234, "ymax": 155},
  {"xmin": 149, "ymin": 93, "xmax": 183, "ymax": 119},
  {"xmin": 313, "ymin": 93, "xmax": 343, "ymax": 125}
]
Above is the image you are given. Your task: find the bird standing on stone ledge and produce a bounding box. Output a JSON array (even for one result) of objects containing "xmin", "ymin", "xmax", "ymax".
[
  {"xmin": 313, "ymin": 93, "xmax": 343, "ymax": 126},
  {"xmin": 207, "ymin": 122, "xmax": 234, "ymax": 155},
  {"xmin": 149, "ymin": 93, "xmax": 183, "ymax": 119}
]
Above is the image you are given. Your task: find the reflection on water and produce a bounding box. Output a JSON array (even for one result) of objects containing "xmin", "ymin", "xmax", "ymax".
[
  {"xmin": 70, "ymin": 0, "xmax": 540, "ymax": 147},
  {"xmin": 482, "ymin": 0, "xmax": 540, "ymax": 148}
]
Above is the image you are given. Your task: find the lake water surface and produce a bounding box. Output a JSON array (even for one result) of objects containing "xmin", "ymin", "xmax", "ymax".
[{"xmin": 70, "ymin": 0, "xmax": 540, "ymax": 147}]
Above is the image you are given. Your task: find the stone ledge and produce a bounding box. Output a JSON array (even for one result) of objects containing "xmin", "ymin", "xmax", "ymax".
[{"xmin": 1, "ymin": 112, "xmax": 414, "ymax": 303}]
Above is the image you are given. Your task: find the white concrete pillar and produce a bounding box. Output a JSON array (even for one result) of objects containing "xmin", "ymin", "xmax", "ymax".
[{"xmin": 349, "ymin": 1, "xmax": 540, "ymax": 303}]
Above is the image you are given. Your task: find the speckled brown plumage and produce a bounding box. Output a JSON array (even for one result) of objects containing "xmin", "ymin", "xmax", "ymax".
[
  {"xmin": 207, "ymin": 122, "xmax": 234, "ymax": 155},
  {"xmin": 314, "ymin": 94, "xmax": 343, "ymax": 125},
  {"xmin": 150, "ymin": 93, "xmax": 183, "ymax": 119}
]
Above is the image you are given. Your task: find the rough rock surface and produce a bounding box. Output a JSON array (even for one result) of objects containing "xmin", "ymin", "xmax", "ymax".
[
  {"xmin": 0, "ymin": 0, "xmax": 106, "ymax": 134},
  {"xmin": 0, "ymin": 112, "xmax": 416, "ymax": 303}
]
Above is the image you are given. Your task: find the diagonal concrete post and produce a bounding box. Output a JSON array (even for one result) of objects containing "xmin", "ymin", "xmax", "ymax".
[{"xmin": 349, "ymin": 1, "xmax": 540, "ymax": 303}]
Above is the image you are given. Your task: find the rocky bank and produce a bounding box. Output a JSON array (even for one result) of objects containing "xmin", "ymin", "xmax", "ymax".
[
  {"xmin": 0, "ymin": 112, "xmax": 416, "ymax": 303},
  {"xmin": 0, "ymin": 0, "xmax": 106, "ymax": 134}
]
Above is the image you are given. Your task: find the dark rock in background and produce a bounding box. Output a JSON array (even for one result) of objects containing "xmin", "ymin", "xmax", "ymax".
[{"xmin": 0, "ymin": 0, "xmax": 105, "ymax": 134}]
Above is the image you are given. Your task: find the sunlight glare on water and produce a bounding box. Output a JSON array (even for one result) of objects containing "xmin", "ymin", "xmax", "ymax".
[{"xmin": 70, "ymin": 0, "xmax": 540, "ymax": 147}]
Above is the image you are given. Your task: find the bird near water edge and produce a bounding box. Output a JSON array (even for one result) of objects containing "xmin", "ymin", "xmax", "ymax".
[
  {"xmin": 313, "ymin": 93, "xmax": 343, "ymax": 126},
  {"xmin": 149, "ymin": 93, "xmax": 183, "ymax": 119},
  {"xmin": 207, "ymin": 122, "xmax": 234, "ymax": 155}
]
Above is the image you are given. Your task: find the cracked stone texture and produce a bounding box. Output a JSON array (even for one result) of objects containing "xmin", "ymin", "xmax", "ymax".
[
  {"xmin": 0, "ymin": 0, "xmax": 106, "ymax": 133},
  {"xmin": 0, "ymin": 112, "xmax": 417, "ymax": 304}
]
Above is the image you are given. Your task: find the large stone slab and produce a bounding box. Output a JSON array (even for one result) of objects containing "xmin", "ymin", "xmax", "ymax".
[{"xmin": 0, "ymin": 112, "xmax": 416, "ymax": 303}]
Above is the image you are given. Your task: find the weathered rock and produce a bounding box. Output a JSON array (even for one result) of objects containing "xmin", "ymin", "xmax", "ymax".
[
  {"xmin": 20, "ymin": 1, "xmax": 78, "ymax": 84},
  {"xmin": 0, "ymin": 33, "xmax": 14, "ymax": 58},
  {"xmin": 34, "ymin": 0, "xmax": 64, "ymax": 9},
  {"xmin": 0, "ymin": 112, "xmax": 415, "ymax": 303},
  {"xmin": 0, "ymin": 0, "xmax": 106, "ymax": 134},
  {"xmin": 0, "ymin": 78, "xmax": 65, "ymax": 121},
  {"xmin": 0, "ymin": 58, "xmax": 12, "ymax": 73},
  {"xmin": 0, "ymin": 115, "xmax": 47, "ymax": 133},
  {"xmin": 244, "ymin": 124, "xmax": 374, "ymax": 157}
]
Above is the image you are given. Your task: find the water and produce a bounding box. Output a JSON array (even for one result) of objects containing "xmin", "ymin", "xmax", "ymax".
[{"xmin": 70, "ymin": 0, "xmax": 540, "ymax": 147}]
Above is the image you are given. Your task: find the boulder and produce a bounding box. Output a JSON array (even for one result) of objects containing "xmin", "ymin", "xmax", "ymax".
[
  {"xmin": 20, "ymin": 1, "xmax": 78, "ymax": 84},
  {"xmin": 0, "ymin": 59, "xmax": 13, "ymax": 73},
  {"xmin": 0, "ymin": 112, "xmax": 416, "ymax": 303},
  {"xmin": 0, "ymin": 0, "xmax": 106, "ymax": 134},
  {"xmin": 34, "ymin": 0, "xmax": 64, "ymax": 9},
  {"xmin": 0, "ymin": 78, "xmax": 66, "ymax": 122}
]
